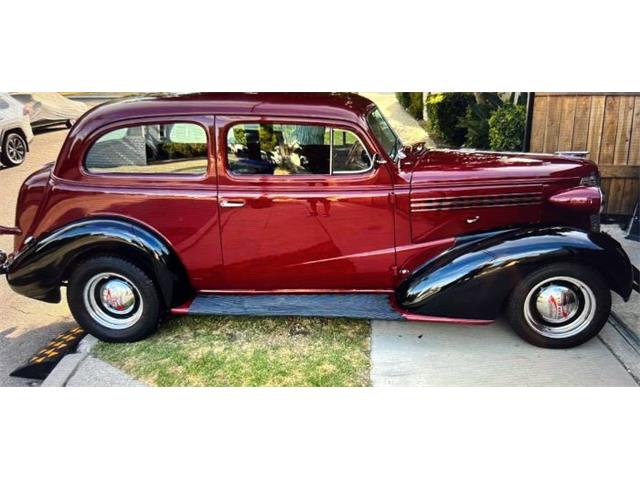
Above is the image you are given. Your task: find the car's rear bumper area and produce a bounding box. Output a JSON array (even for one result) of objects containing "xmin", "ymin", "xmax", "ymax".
[
  {"xmin": 0, "ymin": 250, "xmax": 7, "ymax": 274},
  {"xmin": 0, "ymin": 225, "xmax": 21, "ymax": 274},
  {"xmin": 1, "ymin": 239, "xmax": 62, "ymax": 302},
  {"xmin": 0, "ymin": 225, "xmax": 21, "ymax": 236}
]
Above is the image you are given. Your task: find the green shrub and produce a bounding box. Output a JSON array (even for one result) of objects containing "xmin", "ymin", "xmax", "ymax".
[
  {"xmin": 162, "ymin": 142, "xmax": 207, "ymax": 159},
  {"xmin": 488, "ymin": 104, "xmax": 526, "ymax": 151},
  {"xmin": 458, "ymin": 103, "xmax": 493, "ymax": 149},
  {"xmin": 395, "ymin": 92, "xmax": 424, "ymax": 120},
  {"xmin": 425, "ymin": 93, "xmax": 474, "ymax": 147},
  {"xmin": 395, "ymin": 92, "xmax": 409, "ymax": 107}
]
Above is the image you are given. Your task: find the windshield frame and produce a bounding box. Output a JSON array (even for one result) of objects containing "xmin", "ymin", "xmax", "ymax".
[{"xmin": 366, "ymin": 107, "xmax": 402, "ymax": 162}]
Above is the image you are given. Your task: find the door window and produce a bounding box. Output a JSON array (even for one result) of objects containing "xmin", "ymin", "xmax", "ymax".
[
  {"xmin": 332, "ymin": 129, "xmax": 371, "ymax": 174},
  {"xmin": 226, "ymin": 123, "xmax": 371, "ymax": 175}
]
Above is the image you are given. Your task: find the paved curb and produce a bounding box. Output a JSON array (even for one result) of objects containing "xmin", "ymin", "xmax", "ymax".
[
  {"xmin": 40, "ymin": 335, "xmax": 97, "ymax": 387},
  {"xmin": 77, "ymin": 334, "xmax": 99, "ymax": 354}
]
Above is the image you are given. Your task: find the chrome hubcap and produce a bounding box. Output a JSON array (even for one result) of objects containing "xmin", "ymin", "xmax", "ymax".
[
  {"xmin": 83, "ymin": 273, "xmax": 143, "ymax": 329},
  {"xmin": 6, "ymin": 134, "xmax": 26, "ymax": 162},
  {"xmin": 535, "ymin": 285, "xmax": 579, "ymax": 323},
  {"xmin": 100, "ymin": 279, "xmax": 136, "ymax": 315},
  {"xmin": 524, "ymin": 276, "xmax": 596, "ymax": 339}
]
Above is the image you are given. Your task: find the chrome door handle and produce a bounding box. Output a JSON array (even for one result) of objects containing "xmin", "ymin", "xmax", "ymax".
[
  {"xmin": 220, "ymin": 199, "xmax": 246, "ymax": 208},
  {"xmin": 466, "ymin": 216, "xmax": 480, "ymax": 224}
]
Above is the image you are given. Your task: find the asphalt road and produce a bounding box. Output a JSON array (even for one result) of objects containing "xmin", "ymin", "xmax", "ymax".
[{"xmin": 0, "ymin": 127, "xmax": 75, "ymax": 386}]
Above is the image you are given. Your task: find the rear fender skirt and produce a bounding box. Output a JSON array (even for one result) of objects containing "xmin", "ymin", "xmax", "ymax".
[
  {"xmin": 6, "ymin": 218, "xmax": 190, "ymax": 305},
  {"xmin": 396, "ymin": 226, "xmax": 634, "ymax": 320}
]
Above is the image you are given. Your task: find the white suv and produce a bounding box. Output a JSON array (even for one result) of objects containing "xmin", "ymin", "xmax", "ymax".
[{"xmin": 0, "ymin": 93, "xmax": 34, "ymax": 167}]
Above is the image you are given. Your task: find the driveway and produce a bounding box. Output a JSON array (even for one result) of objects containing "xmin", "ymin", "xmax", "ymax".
[
  {"xmin": 372, "ymin": 320, "xmax": 637, "ymax": 386},
  {"xmin": 0, "ymin": 128, "xmax": 75, "ymax": 386}
]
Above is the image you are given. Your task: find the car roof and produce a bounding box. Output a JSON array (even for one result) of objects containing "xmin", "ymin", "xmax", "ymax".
[{"xmin": 78, "ymin": 92, "xmax": 377, "ymax": 128}]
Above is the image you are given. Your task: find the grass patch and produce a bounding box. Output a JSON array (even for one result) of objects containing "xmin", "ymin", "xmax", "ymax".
[{"xmin": 94, "ymin": 316, "xmax": 371, "ymax": 387}]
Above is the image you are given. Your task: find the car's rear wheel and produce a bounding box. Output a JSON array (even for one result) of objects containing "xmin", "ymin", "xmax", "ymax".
[
  {"xmin": 506, "ymin": 263, "xmax": 611, "ymax": 348},
  {"xmin": 67, "ymin": 256, "xmax": 162, "ymax": 342},
  {"xmin": 1, "ymin": 132, "xmax": 27, "ymax": 167}
]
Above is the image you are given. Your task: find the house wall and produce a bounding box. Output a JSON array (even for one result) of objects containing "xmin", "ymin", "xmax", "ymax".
[{"xmin": 530, "ymin": 93, "xmax": 639, "ymax": 215}]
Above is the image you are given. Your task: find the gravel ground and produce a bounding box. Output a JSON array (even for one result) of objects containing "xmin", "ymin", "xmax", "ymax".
[{"xmin": 0, "ymin": 127, "xmax": 75, "ymax": 386}]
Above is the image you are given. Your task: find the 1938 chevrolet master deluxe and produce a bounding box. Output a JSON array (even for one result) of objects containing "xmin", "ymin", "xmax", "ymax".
[{"xmin": 1, "ymin": 93, "xmax": 637, "ymax": 348}]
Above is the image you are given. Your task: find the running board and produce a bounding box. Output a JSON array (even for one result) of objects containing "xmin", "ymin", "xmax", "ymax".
[{"xmin": 171, "ymin": 294, "xmax": 494, "ymax": 325}]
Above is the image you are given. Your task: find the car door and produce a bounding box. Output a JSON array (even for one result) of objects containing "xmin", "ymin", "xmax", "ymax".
[{"xmin": 214, "ymin": 116, "xmax": 396, "ymax": 291}]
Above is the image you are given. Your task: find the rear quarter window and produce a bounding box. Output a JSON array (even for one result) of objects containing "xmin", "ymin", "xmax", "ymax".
[{"xmin": 85, "ymin": 122, "xmax": 208, "ymax": 175}]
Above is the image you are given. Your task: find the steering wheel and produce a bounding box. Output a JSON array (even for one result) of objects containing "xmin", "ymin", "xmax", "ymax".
[{"xmin": 345, "ymin": 142, "xmax": 362, "ymax": 166}]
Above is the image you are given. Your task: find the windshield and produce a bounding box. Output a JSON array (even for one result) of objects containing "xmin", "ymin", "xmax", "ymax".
[{"xmin": 367, "ymin": 108, "xmax": 401, "ymax": 160}]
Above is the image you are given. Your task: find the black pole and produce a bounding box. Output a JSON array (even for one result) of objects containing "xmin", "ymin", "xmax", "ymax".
[{"xmin": 523, "ymin": 92, "xmax": 535, "ymax": 152}]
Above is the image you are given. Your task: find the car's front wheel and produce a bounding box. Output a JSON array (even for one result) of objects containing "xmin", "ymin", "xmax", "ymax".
[
  {"xmin": 1, "ymin": 132, "xmax": 27, "ymax": 167},
  {"xmin": 506, "ymin": 263, "xmax": 611, "ymax": 348},
  {"xmin": 67, "ymin": 256, "xmax": 162, "ymax": 342}
]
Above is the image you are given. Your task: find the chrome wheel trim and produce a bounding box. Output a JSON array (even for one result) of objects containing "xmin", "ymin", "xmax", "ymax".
[
  {"xmin": 524, "ymin": 276, "xmax": 596, "ymax": 339},
  {"xmin": 100, "ymin": 278, "xmax": 137, "ymax": 315},
  {"xmin": 83, "ymin": 272, "xmax": 143, "ymax": 330},
  {"xmin": 6, "ymin": 134, "xmax": 26, "ymax": 163},
  {"xmin": 535, "ymin": 284, "xmax": 580, "ymax": 323}
]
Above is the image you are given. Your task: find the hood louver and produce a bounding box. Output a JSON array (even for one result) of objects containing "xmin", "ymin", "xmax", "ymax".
[{"xmin": 411, "ymin": 192, "xmax": 543, "ymax": 212}]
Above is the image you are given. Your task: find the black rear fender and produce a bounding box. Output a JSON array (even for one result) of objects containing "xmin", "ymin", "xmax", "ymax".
[{"xmin": 6, "ymin": 218, "xmax": 192, "ymax": 306}]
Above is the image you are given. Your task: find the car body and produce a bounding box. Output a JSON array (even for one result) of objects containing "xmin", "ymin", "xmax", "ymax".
[
  {"xmin": 10, "ymin": 92, "xmax": 88, "ymax": 130},
  {"xmin": 0, "ymin": 93, "xmax": 34, "ymax": 167},
  {"xmin": 0, "ymin": 93, "xmax": 637, "ymax": 347}
]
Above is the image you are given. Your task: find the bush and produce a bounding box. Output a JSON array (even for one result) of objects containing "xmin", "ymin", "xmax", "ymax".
[
  {"xmin": 458, "ymin": 103, "xmax": 493, "ymax": 149},
  {"xmin": 163, "ymin": 142, "xmax": 208, "ymax": 158},
  {"xmin": 395, "ymin": 92, "xmax": 424, "ymax": 120},
  {"xmin": 425, "ymin": 93, "xmax": 474, "ymax": 147},
  {"xmin": 488, "ymin": 104, "xmax": 526, "ymax": 151}
]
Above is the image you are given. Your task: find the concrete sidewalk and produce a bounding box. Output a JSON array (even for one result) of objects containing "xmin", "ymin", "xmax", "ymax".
[
  {"xmin": 371, "ymin": 320, "xmax": 637, "ymax": 387},
  {"xmin": 602, "ymin": 224, "xmax": 639, "ymax": 338},
  {"xmin": 66, "ymin": 356, "xmax": 145, "ymax": 387}
]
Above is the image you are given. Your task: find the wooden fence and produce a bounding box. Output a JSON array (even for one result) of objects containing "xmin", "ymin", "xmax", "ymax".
[{"xmin": 530, "ymin": 93, "xmax": 640, "ymax": 215}]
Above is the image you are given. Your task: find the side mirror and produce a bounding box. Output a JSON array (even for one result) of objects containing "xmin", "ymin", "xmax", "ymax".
[{"xmin": 373, "ymin": 153, "xmax": 387, "ymax": 166}]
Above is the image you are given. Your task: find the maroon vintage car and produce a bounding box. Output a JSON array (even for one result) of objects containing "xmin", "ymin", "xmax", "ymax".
[{"xmin": 0, "ymin": 93, "xmax": 637, "ymax": 348}]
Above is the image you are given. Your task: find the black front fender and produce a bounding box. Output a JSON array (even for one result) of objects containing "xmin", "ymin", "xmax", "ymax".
[
  {"xmin": 6, "ymin": 218, "xmax": 190, "ymax": 305},
  {"xmin": 396, "ymin": 226, "xmax": 634, "ymax": 320}
]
